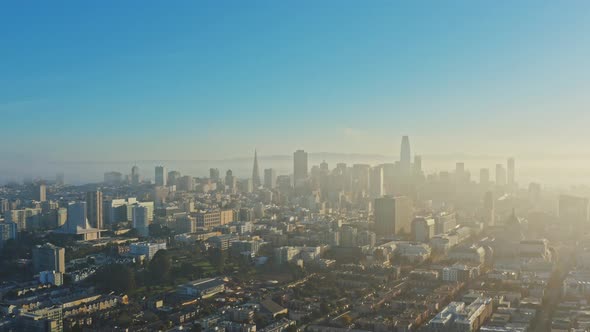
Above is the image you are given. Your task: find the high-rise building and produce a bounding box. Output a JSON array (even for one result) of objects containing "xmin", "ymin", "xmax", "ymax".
[
  {"xmin": 209, "ymin": 168, "xmax": 220, "ymax": 181},
  {"xmin": 352, "ymin": 164, "xmax": 371, "ymax": 194},
  {"xmin": 479, "ymin": 168, "xmax": 490, "ymax": 185},
  {"xmin": 264, "ymin": 168, "xmax": 277, "ymax": 189},
  {"xmin": 35, "ymin": 183, "xmax": 46, "ymax": 202},
  {"xmin": 131, "ymin": 165, "xmax": 140, "ymax": 186},
  {"xmin": 495, "ymin": 164, "xmax": 506, "ymax": 186},
  {"xmin": 483, "ymin": 191, "xmax": 495, "ymax": 227},
  {"xmin": 374, "ymin": 196, "xmax": 413, "ymax": 237},
  {"xmin": 412, "ymin": 217, "xmax": 436, "ymax": 242},
  {"xmin": 225, "ymin": 170, "xmax": 236, "ymax": 193},
  {"xmin": 400, "ymin": 136, "xmax": 411, "ymax": 174},
  {"xmin": 252, "ymin": 150, "xmax": 261, "ymax": 188},
  {"xmin": 293, "ymin": 150, "xmax": 308, "ymax": 187},
  {"xmin": 507, "ymin": 157, "xmax": 515, "ymax": 187},
  {"xmin": 370, "ymin": 166, "xmax": 384, "ymax": 197},
  {"xmin": 155, "ymin": 166, "xmax": 167, "ymax": 186},
  {"xmin": 413, "ymin": 155, "xmax": 422, "ymax": 175},
  {"xmin": 32, "ymin": 243, "xmax": 65, "ymax": 273},
  {"xmin": 85, "ymin": 191, "xmax": 103, "ymax": 232},
  {"xmin": 0, "ymin": 221, "xmax": 17, "ymax": 249},
  {"xmin": 57, "ymin": 208, "xmax": 67, "ymax": 227},
  {"xmin": 55, "ymin": 173, "xmax": 65, "ymax": 186},
  {"xmin": 104, "ymin": 171, "xmax": 123, "ymax": 185},
  {"xmin": 132, "ymin": 205, "xmax": 150, "ymax": 237},
  {"xmin": 167, "ymin": 171, "xmax": 181, "ymax": 187}
]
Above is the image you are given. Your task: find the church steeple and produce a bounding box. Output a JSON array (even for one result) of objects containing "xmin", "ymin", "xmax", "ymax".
[{"xmin": 252, "ymin": 149, "xmax": 261, "ymax": 188}]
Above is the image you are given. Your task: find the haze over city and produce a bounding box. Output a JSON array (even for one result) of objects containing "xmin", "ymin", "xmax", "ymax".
[
  {"xmin": 2, "ymin": 1, "xmax": 590, "ymax": 186},
  {"xmin": 2, "ymin": 2, "xmax": 590, "ymax": 332}
]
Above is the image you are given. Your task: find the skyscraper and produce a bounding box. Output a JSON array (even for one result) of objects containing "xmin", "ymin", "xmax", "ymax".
[
  {"xmin": 252, "ymin": 149, "xmax": 261, "ymax": 188},
  {"xmin": 131, "ymin": 165, "xmax": 140, "ymax": 186},
  {"xmin": 56, "ymin": 173, "xmax": 65, "ymax": 186},
  {"xmin": 413, "ymin": 155, "xmax": 422, "ymax": 175},
  {"xmin": 132, "ymin": 205, "xmax": 150, "ymax": 237},
  {"xmin": 225, "ymin": 170, "xmax": 236, "ymax": 193},
  {"xmin": 85, "ymin": 191, "xmax": 103, "ymax": 232},
  {"xmin": 209, "ymin": 168, "xmax": 220, "ymax": 181},
  {"xmin": 293, "ymin": 150, "xmax": 308, "ymax": 187},
  {"xmin": 495, "ymin": 164, "xmax": 506, "ymax": 186},
  {"xmin": 479, "ymin": 168, "xmax": 490, "ymax": 185},
  {"xmin": 155, "ymin": 166, "xmax": 167, "ymax": 186},
  {"xmin": 400, "ymin": 136, "xmax": 411, "ymax": 174},
  {"xmin": 35, "ymin": 183, "xmax": 46, "ymax": 202},
  {"xmin": 32, "ymin": 243, "xmax": 65, "ymax": 273},
  {"xmin": 370, "ymin": 166, "xmax": 384, "ymax": 197},
  {"xmin": 483, "ymin": 191, "xmax": 495, "ymax": 227},
  {"xmin": 374, "ymin": 196, "xmax": 413, "ymax": 236},
  {"xmin": 264, "ymin": 168, "xmax": 277, "ymax": 189},
  {"xmin": 507, "ymin": 157, "xmax": 515, "ymax": 187}
]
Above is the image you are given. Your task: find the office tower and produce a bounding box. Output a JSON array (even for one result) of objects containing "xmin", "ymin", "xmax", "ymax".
[
  {"xmin": 225, "ymin": 170, "xmax": 236, "ymax": 193},
  {"xmin": 0, "ymin": 221, "xmax": 17, "ymax": 249},
  {"xmin": 352, "ymin": 164, "xmax": 371, "ymax": 194},
  {"xmin": 178, "ymin": 175, "xmax": 194, "ymax": 192},
  {"xmin": 132, "ymin": 205, "xmax": 150, "ymax": 237},
  {"xmin": 32, "ymin": 243, "xmax": 65, "ymax": 273},
  {"xmin": 0, "ymin": 199, "xmax": 8, "ymax": 214},
  {"xmin": 559, "ymin": 195, "xmax": 589, "ymax": 227},
  {"xmin": 528, "ymin": 182, "xmax": 541, "ymax": 204},
  {"xmin": 412, "ymin": 217, "xmax": 436, "ymax": 242},
  {"xmin": 400, "ymin": 136, "xmax": 411, "ymax": 174},
  {"xmin": 507, "ymin": 157, "xmax": 515, "ymax": 186},
  {"xmin": 374, "ymin": 196, "xmax": 413, "ymax": 236},
  {"xmin": 370, "ymin": 166, "xmax": 384, "ymax": 197},
  {"xmin": 35, "ymin": 183, "xmax": 46, "ymax": 202},
  {"xmin": 277, "ymin": 175, "xmax": 292, "ymax": 193},
  {"xmin": 56, "ymin": 208, "xmax": 67, "ymax": 227},
  {"xmin": 252, "ymin": 149, "xmax": 261, "ymax": 188},
  {"xmin": 293, "ymin": 150, "xmax": 308, "ymax": 187},
  {"xmin": 131, "ymin": 165, "xmax": 140, "ymax": 185},
  {"xmin": 155, "ymin": 166, "xmax": 167, "ymax": 186},
  {"xmin": 240, "ymin": 178, "xmax": 254, "ymax": 193},
  {"xmin": 479, "ymin": 168, "xmax": 490, "ymax": 185},
  {"xmin": 455, "ymin": 162, "xmax": 466, "ymax": 183},
  {"xmin": 85, "ymin": 191, "xmax": 103, "ymax": 233},
  {"xmin": 320, "ymin": 160, "xmax": 329, "ymax": 172},
  {"xmin": 483, "ymin": 191, "xmax": 495, "ymax": 227},
  {"xmin": 167, "ymin": 171, "xmax": 181, "ymax": 187},
  {"xmin": 55, "ymin": 173, "xmax": 65, "ymax": 186},
  {"xmin": 413, "ymin": 155, "xmax": 422, "ymax": 174},
  {"xmin": 495, "ymin": 164, "xmax": 506, "ymax": 186},
  {"xmin": 104, "ymin": 171, "xmax": 123, "ymax": 185},
  {"xmin": 264, "ymin": 168, "xmax": 277, "ymax": 189},
  {"xmin": 209, "ymin": 168, "xmax": 220, "ymax": 181}
]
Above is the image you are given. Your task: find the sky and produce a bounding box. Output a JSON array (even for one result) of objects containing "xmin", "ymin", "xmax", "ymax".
[{"xmin": 1, "ymin": 1, "xmax": 590, "ymax": 182}]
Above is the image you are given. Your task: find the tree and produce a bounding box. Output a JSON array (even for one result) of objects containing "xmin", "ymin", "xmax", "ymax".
[
  {"xmin": 148, "ymin": 250, "xmax": 171, "ymax": 284},
  {"xmin": 93, "ymin": 264, "xmax": 136, "ymax": 293}
]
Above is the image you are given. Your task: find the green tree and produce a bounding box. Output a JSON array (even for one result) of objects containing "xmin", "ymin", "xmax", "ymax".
[
  {"xmin": 148, "ymin": 250, "xmax": 171, "ymax": 284},
  {"xmin": 93, "ymin": 264, "xmax": 136, "ymax": 293}
]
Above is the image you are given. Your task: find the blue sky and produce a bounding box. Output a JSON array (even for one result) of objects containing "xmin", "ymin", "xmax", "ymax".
[{"xmin": 1, "ymin": 1, "xmax": 590, "ymax": 164}]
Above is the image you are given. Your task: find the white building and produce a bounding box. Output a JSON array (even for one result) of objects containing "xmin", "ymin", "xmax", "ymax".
[{"xmin": 129, "ymin": 242, "xmax": 166, "ymax": 261}]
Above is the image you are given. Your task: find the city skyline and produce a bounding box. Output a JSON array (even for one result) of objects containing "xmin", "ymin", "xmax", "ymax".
[
  {"xmin": 2, "ymin": 2, "xmax": 590, "ymax": 164},
  {"xmin": 2, "ymin": 3, "xmax": 590, "ymax": 330}
]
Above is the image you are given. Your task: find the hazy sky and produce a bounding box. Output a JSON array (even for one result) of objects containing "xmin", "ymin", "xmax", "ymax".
[{"xmin": 1, "ymin": 1, "xmax": 590, "ymax": 163}]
